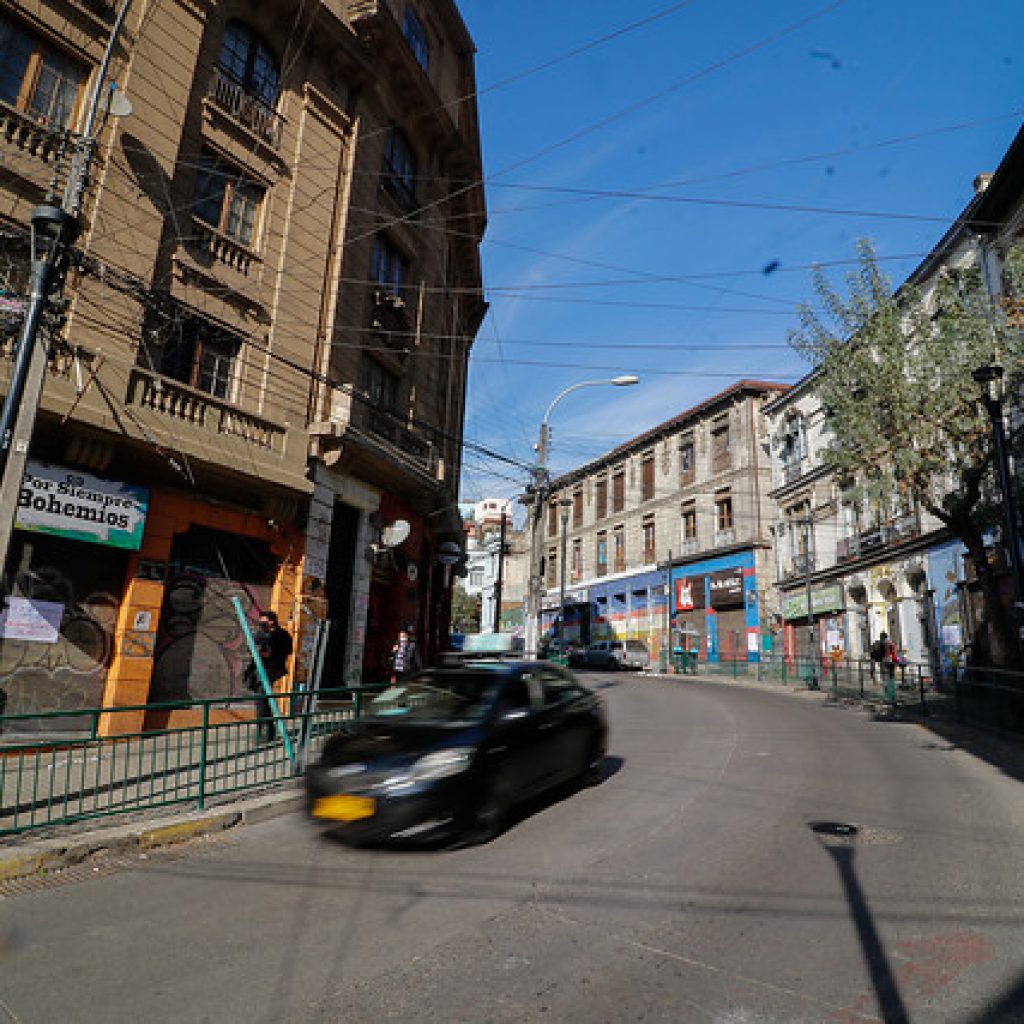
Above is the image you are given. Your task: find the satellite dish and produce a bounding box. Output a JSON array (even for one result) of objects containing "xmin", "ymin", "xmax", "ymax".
[
  {"xmin": 436, "ymin": 541, "xmax": 462, "ymax": 566},
  {"xmin": 104, "ymin": 85, "xmax": 133, "ymax": 118},
  {"xmin": 379, "ymin": 519, "xmax": 410, "ymax": 548}
]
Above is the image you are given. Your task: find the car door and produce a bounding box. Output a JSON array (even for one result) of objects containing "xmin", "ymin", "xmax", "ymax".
[
  {"xmin": 485, "ymin": 672, "xmax": 546, "ymax": 799},
  {"xmin": 533, "ymin": 666, "xmax": 591, "ymax": 789}
]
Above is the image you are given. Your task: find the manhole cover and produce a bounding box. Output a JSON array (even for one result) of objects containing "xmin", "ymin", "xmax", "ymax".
[
  {"xmin": 807, "ymin": 821, "xmax": 903, "ymax": 846},
  {"xmin": 809, "ymin": 821, "xmax": 859, "ymax": 837}
]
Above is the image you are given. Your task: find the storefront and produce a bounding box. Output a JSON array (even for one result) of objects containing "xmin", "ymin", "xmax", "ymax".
[
  {"xmin": 589, "ymin": 569, "xmax": 667, "ymax": 659},
  {"xmin": 781, "ymin": 583, "xmax": 845, "ymax": 662},
  {"xmin": 0, "ymin": 460, "xmax": 306, "ymax": 734},
  {"xmin": 0, "ymin": 461, "xmax": 148, "ymax": 727},
  {"xmin": 670, "ymin": 552, "xmax": 761, "ymax": 662}
]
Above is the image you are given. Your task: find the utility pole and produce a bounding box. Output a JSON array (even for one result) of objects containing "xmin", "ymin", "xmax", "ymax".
[
  {"xmin": 558, "ymin": 498, "xmax": 572, "ymax": 655},
  {"xmin": 0, "ymin": 0, "xmax": 133, "ymax": 590},
  {"xmin": 492, "ymin": 511, "xmax": 507, "ymax": 634}
]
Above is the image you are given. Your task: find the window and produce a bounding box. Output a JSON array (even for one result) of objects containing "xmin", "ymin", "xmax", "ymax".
[
  {"xmin": 372, "ymin": 235, "xmax": 409, "ymax": 298},
  {"xmin": 715, "ymin": 491, "xmax": 733, "ymax": 532},
  {"xmin": 679, "ymin": 434, "xmax": 695, "ymax": 485},
  {"xmin": 612, "ymin": 469, "xmax": 625, "ymax": 512},
  {"xmin": 548, "ymin": 499, "xmax": 558, "ymax": 536},
  {"xmin": 681, "ymin": 502, "xmax": 697, "ymax": 541},
  {"xmin": 711, "ymin": 418, "xmax": 731, "ymax": 471},
  {"xmin": 403, "ymin": 7, "xmax": 430, "ymax": 70},
  {"xmin": 468, "ymin": 568, "xmax": 483, "ymax": 587},
  {"xmin": 595, "ymin": 531, "xmax": 607, "ymax": 575},
  {"xmin": 641, "ymin": 451, "xmax": 655, "ymax": 501},
  {"xmin": 0, "ymin": 15, "xmax": 85, "ymax": 128},
  {"xmin": 572, "ymin": 488, "xmax": 583, "ymax": 528},
  {"xmin": 145, "ymin": 306, "xmax": 240, "ymax": 399},
  {"xmin": 193, "ymin": 152, "xmax": 265, "ymax": 247},
  {"xmin": 595, "ymin": 476, "xmax": 607, "ymax": 520},
  {"xmin": 643, "ymin": 515, "xmax": 656, "ymax": 563},
  {"xmin": 217, "ymin": 20, "xmax": 280, "ymax": 107},
  {"xmin": 382, "ymin": 127, "xmax": 417, "ymax": 212},
  {"xmin": 358, "ymin": 357, "xmax": 398, "ymax": 412},
  {"xmin": 571, "ymin": 538, "xmax": 582, "ymax": 580},
  {"xmin": 613, "ymin": 526, "xmax": 625, "ymax": 572},
  {"xmin": 546, "ymin": 547, "xmax": 557, "ymax": 588}
]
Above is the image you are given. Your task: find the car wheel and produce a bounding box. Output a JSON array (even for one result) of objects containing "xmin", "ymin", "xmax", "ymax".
[{"xmin": 580, "ymin": 736, "xmax": 606, "ymax": 786}]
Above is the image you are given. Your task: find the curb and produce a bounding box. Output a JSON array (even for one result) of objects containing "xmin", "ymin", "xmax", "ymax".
[{"xmin": 0, "ymin": 787, "xmax": 305, "ymax": 884}]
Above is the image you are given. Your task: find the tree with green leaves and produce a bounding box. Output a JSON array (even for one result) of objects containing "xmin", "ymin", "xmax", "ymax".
[
  {"xmin": 451, "ymin": 584, "xmax": 481, "ymax": 633},
  {"xmin": 790, "ymin": 240, "xmax": 1024, "ymax": 667}
]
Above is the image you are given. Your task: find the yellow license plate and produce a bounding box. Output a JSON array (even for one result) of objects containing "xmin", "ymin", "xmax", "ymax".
[{"xmin": 312, "ymin": 795, "xmax": 376, "ymax": 821}]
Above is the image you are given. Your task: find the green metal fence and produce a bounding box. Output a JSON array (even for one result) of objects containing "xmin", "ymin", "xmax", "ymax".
[
  {"xmin": 670, "ymin": 653, "xmax": 1024, "ymax": 735},
  {"xmin": 0, "ymin": 687, "xmax": 367, "ymax": 837}
]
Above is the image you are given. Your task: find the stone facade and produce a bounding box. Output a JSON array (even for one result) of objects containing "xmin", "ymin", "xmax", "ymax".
[
  {"xmin": 0, "ymin": 0, "xmax": 484, "ymax": 721},
  {"xmin": 537, "ymin": 380, "xmax": 787, "ymax": 663}
]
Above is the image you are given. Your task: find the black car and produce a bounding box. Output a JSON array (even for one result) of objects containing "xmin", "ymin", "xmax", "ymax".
[{"xmin": 305, "ymin": 660, "xmax": 608, "ymax": 845}]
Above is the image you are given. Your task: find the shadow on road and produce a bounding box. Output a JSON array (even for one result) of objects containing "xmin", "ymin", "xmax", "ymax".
[{"xmin": 819, "ymin": 835, "xmax": 910, "ymax": 1024}]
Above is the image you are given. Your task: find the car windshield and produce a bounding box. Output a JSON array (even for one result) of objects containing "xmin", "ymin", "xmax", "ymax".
[{"xmin": 366, "ymin": 670, "xmax": 501, "ymax": 723}]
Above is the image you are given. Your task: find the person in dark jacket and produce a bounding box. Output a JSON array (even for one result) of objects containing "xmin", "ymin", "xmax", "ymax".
[{"xmin": 246, "ymin": 610, "xmax": 293, "ymax": 743}]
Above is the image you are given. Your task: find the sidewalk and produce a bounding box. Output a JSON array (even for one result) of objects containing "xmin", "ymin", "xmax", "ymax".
[{"xmin": 0, "ymin": 785, "xmax": 304, "ymax": 884}]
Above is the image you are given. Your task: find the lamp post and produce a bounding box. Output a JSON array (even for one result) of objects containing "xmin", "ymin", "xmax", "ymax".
[
  {"xmin": 972, "ymin": 364, "xmax": 1024, "ymax": 650},
  {"xmin": 525, "ymin": 375, "xmax": 639, "ymax": 657},
  {"xmin": 558, "ymin": 497, "xmax": 572, "ymax": 658}
]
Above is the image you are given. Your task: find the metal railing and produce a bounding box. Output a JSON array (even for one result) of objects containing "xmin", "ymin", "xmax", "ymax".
[
  {"xmin": 670, "ymin": 653, "xmax": 1024, "ymax": 735},
  {"xmin": 0, "ymin": 686, "xmax": 373, "ymax": 837}
]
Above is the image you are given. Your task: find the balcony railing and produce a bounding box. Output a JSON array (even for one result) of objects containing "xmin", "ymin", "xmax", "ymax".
[
  {"xmin": 784, "ymin": 552, "xmax": 815, "ymax": 579},
  {"xmin": 206, "ymin": 65, "xmax": 284, "ymax": 150},
  {"xmin": 190, "ymin": 218, "xmax": 258, "ymax": 273},
  {"xmin": 782, "ymin": 459, "xmax": 804, "ymax": 484},
  {"xmin": 713, "ymin": 528, "xmax": 735, "ymax": 548},
  {"xmin": 0, "ymin": 101, "xmax": 67, "ymax": 164},
  {"xmin": 361, "ymin": 405, "xmax": 438, "ymax": 473},
  {"xmin": 836, "ymin": 512, "xmax": 923, "ymax": 563},
  {"xmin": 680, "ymin": 536, "xmax": 698, "ymax": 556},
  {"xmin": 127, "ymin": 366, "xmax": 285, "ymax": 451}
]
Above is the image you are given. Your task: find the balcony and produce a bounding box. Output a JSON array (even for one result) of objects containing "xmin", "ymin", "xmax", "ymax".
[
  {"xmin": 784, "ymin": 552, "xmax": 815, "ymax": 579},
  {"xmin": 206, "ymin": 65, "xmax": 285, "ymax": 151},
  {"xmin": 836, "ymin": 512, "xmax": 923, "ymax": 563},
  {"xmin": 0, "ymin": 101, "xmax": 67, "ymax": 164},
  {"xmin": 680, "ymin": 537, "xmax": 698, "ymax": 556},
  {"xmin": 189, "ymin": 218, "xmax": 259, "ymax": 274},
  {"xmin": 782, "ymin": 459, "xmax": 804, "ymax": 485},
  {"xmin": 713, "ymin": 528, "xmax": 735, "ymax": 548}
]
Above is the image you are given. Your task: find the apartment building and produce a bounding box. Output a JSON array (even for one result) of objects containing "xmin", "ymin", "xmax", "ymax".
[
  {"xmin": 539, "ymin": 380, "xmax": 786, "ymax": 664},
  {"xmin": 0, "ymin": 0, "xmax": 483, "ymax": 727},
  {"xmin": 765, "ymin": 126, "xmax": 1024, "ymax": 672}
]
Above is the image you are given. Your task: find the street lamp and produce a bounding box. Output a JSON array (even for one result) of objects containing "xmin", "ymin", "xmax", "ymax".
[
  {"xmin": 972, "ymin": 364, "xmax": 1024, "ymax": 650},
  {"xmin": 525, "ymin": 374, "xmax": 639, "ymax": 657},
  {"xmin": 558, "ymin": 497, "xmax": 573, "ymax": 657}
]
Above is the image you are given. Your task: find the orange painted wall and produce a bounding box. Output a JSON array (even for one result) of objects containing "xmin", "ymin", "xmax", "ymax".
[{"xmin": 98, "ymin": 487, "xmax": 304, "ymax": 737}]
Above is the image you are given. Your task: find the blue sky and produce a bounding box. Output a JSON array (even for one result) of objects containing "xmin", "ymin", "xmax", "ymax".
[{"xmin": 455, "ymin": 0, "xmax": 1024, "ymax": 503}]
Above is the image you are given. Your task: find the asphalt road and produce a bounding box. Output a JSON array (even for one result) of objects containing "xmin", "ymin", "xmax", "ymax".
[{"xmin": 3, "ymin": 675, "xmax": 1023, "ymax": 1024}]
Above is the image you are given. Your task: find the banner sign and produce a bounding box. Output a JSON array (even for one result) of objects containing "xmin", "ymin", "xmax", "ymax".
[
  {"xmin": 675, "ymin": 576, "xmax": 705, "ymax": 611},
  {"xmin": 0, "ymin": 597, "xmax": 63, "ymax": 643},
  {"xmin": 783, "ymin": 584, "xmax": 844, "ymax": 620},
  {"xmin": 708, "ymin": 568, "xmax": 744, "ymax": 609},
  {"xmin": 17, "ymin": 461, "xmax": 149, "ymax": 551}
]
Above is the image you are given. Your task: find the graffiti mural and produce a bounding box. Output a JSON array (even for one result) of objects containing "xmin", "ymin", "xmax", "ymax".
[
  {"xmin": 149, "ymin": 574, "xmax": 267, "ymax": 701},
  {"xmin": 148, "ymin": 525, "xmax": 276, "ymax": 703},
  {"xmin": 0, "ymin": 536, "xmax": 127, "ymax": 728}
]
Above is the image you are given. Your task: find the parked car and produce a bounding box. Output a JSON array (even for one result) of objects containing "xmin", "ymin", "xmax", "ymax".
[
  {"xmin": 306, "ymin": 660, "xmax": 608, "ymax": 845},
  {"xmin": 582, "ymin": 639, "xmax": 651, "ymax": 671}
]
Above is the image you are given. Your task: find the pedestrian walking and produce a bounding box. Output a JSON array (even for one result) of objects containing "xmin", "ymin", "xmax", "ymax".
[
  {"xmin": 245, "ymin": 610, "xmax": 293, "ymax": 743},
  {"xmin": 389, "ymin": 628, "xmax": 421, "ymax": 682}
]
